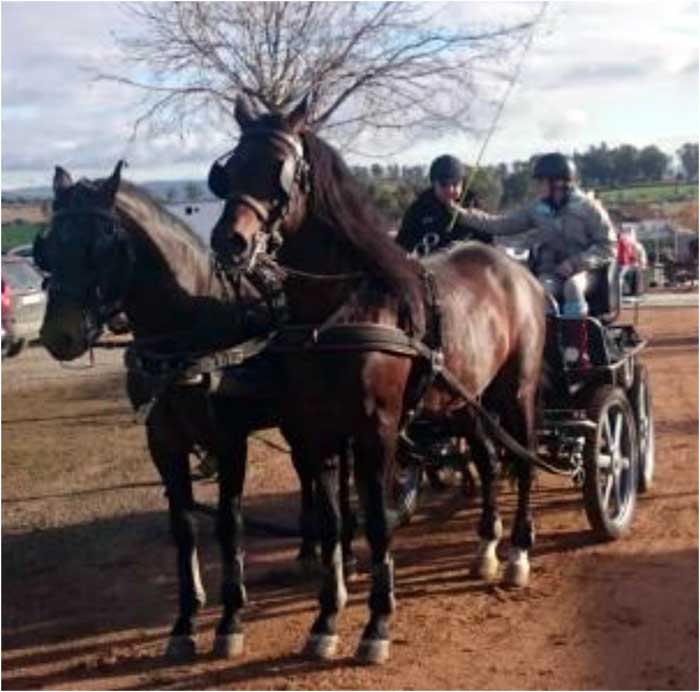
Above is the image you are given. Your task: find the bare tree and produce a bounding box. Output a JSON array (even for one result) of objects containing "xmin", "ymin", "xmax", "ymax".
[{"xmin": 99, "ymin": 2, "xmax": 536, "ymax": 147}]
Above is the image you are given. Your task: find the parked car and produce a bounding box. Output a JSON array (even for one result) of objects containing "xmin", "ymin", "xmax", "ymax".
[
  {"xmin": 1, "ymin": 256, "xmax": 47, "ymax": 357},
  {"xmin": 6, "ymin": 243, "xmax": 36, "ymax": 262}
]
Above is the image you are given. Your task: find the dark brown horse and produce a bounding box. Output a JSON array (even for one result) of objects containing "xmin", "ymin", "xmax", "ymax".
[
  {"xmin": 210, "ymin": 96, "xmax": 547, "ymax": 664},
  {"xmin": 36, "ymin": 163, "xmax": 356, "ymax": 661}
]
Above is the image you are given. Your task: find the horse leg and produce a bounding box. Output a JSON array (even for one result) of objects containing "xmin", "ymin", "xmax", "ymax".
[
  {"xmin": 353, "ymin": 429, "xmax": 396, "ymax": 665},
  {"xmin": 147, "ymin": 423, "xmax": 206, "ymax": 661},
  {"xmin": 305, "ymin": 453, "xmax": 347, "ymax": 660},
  {"xmin": 339, "ymin": 437, "xmax": 358, "ymax": 580},
  {"xmin": 291, "ymin": 449, "xmax": 321, "ymax": 574},
  {"xmin": 467, "ymin": 418, "xmax": 503, "ymax": 582},
  {"xmin": 212, "ymin": 428, "xmax": 248, "ymax": 658},
  {"xmin": 502, "ymin": 386, "xmax": 538, "ymax": 588}
]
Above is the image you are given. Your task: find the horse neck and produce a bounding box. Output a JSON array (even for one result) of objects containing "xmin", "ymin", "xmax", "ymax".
[
  {"xmin": 279, "ymin": 215, "xmax": 366, "ymax": 324},
  {"xmin": 113, "ymin": 199, "xmax": 233, "ymax": 341}
]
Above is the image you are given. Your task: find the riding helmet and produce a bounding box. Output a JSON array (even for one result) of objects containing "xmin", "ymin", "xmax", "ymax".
[
  {"xmin": 532, "ymin": 153, "xmax": 576, "ymax": 181},
  {"xmin": 429, "ymin": 155, "xmax": 465, "ymax": 185}
]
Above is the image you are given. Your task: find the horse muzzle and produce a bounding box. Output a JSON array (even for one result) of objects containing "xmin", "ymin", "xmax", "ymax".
[{"xmin": 40, "ymin": 295, "xmax": 100, "ymax": 361}]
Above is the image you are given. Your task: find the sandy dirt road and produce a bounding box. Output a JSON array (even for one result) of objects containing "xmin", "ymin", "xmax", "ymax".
[{"xmin": 2, "ymin": 307, "xmax": 697, "ymax": 690}]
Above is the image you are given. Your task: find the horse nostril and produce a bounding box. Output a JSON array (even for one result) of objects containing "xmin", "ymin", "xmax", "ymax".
[{"xmin": 229, "ymin": 232, "xmax": 248, "ymax": 258}]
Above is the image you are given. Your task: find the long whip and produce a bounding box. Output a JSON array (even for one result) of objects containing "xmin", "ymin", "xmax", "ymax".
[{"xmin": 446, "ymin": 1, "xmax": 549, "ymax": 235}]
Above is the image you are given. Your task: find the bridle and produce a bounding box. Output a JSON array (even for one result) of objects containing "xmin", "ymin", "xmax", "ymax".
[
  {"xmin": 209, "ymin": 127, "xmax": 311, "ymax": 263},
  {"xmin": 37, "ymin": 206, "xmax": 134, "ymax": 336}
]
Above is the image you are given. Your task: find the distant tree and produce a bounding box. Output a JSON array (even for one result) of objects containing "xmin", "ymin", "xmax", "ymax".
[
  {"xmin": 637, "ymin": 145, "xmax": 669, "ymax": 181},
  {"xmin": 677, "ymin": 143, "xmax": 699, "ymax": 182},
  {"xmin": 165, "ymin": 186, "xmax": 177, "ymax": 203},
  {"xmin": 575, "ymin": 143, "xmax": 614, "ymax": 187},
  {"xmin": 351, "ymin": 166, "xmax": 371, "ymax": 184},
  {"xmin": 611, "ymin": 144, "xmax": 639, "ymax": 185},
  {"xmin": 465, "ymin": 166, "xmax": 502, "ymax": 211},
  {"xmin": 184, "ymin": 182, "xmax": 203, "ymax": 201},
  {"xmin": 386, "ymin": 164, "xmax": 400, "ymax": 180},
  {"xmin": 500, "ymin": 160, "xmax": 531, "ymax": 208},
  {"xmin": 370, "ymin": 163, "xmax": 384, "ymax": 180}
]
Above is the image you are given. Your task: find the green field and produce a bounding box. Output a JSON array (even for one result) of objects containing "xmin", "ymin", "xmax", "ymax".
[
  {"xmin": 598, "ymin": 183, "xmax": 698, "ymax": 205},
  {"xmin": 1, "ymin": 221, "xmax": 45, "ymax": 253}
]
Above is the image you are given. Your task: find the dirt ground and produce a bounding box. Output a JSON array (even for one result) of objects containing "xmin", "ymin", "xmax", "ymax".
[{"xmin": 2, "ymin": 307, "xmax": 698, "ymax": 690}]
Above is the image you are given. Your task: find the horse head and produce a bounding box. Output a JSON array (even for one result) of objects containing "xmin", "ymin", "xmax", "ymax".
[
  {"xmin": 210, "ymin": 94, "xmax": 312, "ymax": 268},
  {"xmin": 36, "ymin": 161, "xmax": 132, "ymax": 360}
]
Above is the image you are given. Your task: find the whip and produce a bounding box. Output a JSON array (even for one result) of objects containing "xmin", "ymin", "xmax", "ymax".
[{"xmin": 446, "ymin": 1, "xmax": 549, "ymax": 235}]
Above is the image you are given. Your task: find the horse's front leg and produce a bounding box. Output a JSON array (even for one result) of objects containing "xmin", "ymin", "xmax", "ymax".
[
  {"xmin": 353, "ymin": 424, "xmax": 397, "ymax": 665},
  {"xmin": 305, "ymin": 452, "xmax": 348, "ymax": 660},
  {"xmin": 148, "ymin": 420, "xmax": 206, "ymax": 661},
  {"xmin": 212, "ymin": 427, "xmax": 248, "ymax": 658}
]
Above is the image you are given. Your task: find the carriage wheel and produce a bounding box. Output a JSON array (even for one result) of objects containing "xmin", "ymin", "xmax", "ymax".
[
  {"xmin": 582, "ymin": 386, "xmax": 638, "ymax": 540},
  {"xmin": 631, "ymin": 363, "xmax": 655, "ymax": 493},
  {"xmin": 389, "ymin": 462, "xmax": 422, "ymax": 527}
]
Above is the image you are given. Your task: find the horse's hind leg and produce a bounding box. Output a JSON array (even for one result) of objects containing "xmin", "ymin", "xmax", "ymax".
[
  {"xmin": 466, "ymin": 416, "xmax": 503, "ymax": 581},
  {"xmin": 147, "ymin": 420, "xmax": 206, "ymax": 661},
  {"xmin": 339, "ymin": 437, "xmax": 358, "ymax": 580},
  {"xmin": 291, "ymin": 449, "xmax": 321, "ymax": 574},
  {"xmin": 213, "ymin": 427, "xmax": 248, "ymax": 658}
]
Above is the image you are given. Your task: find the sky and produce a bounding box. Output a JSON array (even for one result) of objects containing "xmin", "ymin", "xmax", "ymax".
[{"xmin": 1, "ymin": 1, "xmax": 698, "ymax": 190}]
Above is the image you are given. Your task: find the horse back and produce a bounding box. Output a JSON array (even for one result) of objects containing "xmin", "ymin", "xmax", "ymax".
[{"xmin": 424, "ymin": 242, "xmax": 546, "ymax": 397}]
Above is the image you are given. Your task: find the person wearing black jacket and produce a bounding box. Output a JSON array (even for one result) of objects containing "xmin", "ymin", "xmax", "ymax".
[{"xmin": 395, "ymin": 155, "xmax": 493, "ymax": 256}]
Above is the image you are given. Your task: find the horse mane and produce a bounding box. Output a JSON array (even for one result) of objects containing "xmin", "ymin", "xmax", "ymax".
[
  {"xmin": 112, "ymin": 179, "xmax": 208, "ymax": 254},
  {"xmin": 301, "ymin": 131, "xmax": 426, "ymax": 332}
]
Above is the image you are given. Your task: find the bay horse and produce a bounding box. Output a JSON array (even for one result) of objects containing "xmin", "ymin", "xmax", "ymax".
[
  {"xmin": 35, "ymin": 163, "xmax": 356, "ymax": 661},
  {"xmin": 210, "ymin": 95, "xmax": 547, "ymax": 664}
]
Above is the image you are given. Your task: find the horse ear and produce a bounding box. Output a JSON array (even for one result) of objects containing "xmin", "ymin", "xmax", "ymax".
[
  {"xmin": 235, "ymin": 94, "xmax": 257, "ymax": 130},
  {"xmin": 287, "ymin": 93, "xmax": 310, "ymax": 134},
  {"xmin": 99, "ymin": 160, "xmax": 126, "ymax": 205},
  {"xmin": 53, "ymin": 166, "xmax": 73, "ymax": 194}
]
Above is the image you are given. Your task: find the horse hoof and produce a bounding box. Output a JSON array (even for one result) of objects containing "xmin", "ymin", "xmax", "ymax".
[
  {"xmin": 164, "ymin": 635, "xmax": 196, "ymax": 661},
  {"xmin": 503, "ymin": 553, "xmax": 530, "ymax": 588},
  {"xmin": 470, "ymin": 557, "xmax": 500, "ymax": 582},
  {"xmin": 304, "ymin": 633, "xmax": 339, "ymax": 660},
  {"xmin": 213, "ymin": 633, "xmax": 244, "ymax": 659},
  {"xmin": 355, "ymin": 637, "xmax": 390, "ymax": 665}
]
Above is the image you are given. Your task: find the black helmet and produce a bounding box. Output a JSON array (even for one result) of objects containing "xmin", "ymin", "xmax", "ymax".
[
  {"xmin": 429, "ymin": 155, "xmax": 465, "ymax": 184},
  {"xmin": 533, "ymin": 153, "xmax": 576, "ymax": 181}
]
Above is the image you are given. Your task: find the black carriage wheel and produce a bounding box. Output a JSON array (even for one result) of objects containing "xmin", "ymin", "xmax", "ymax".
[
  {"xmin": 389, "ymin": 460, "xmax": 422, "ymax": 527},
  {"xmin": 631, "ymin": 363, "xmax": 655, "ymax": 493},
  {"xmin": 582, "ymin": 385, "xmax": 638, "ymax": 540}
]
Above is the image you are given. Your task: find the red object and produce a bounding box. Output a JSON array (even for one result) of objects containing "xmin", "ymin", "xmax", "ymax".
[
  {"xmin": 1, "ymin": 279, "xmax": 11, "ymax": 315},
  {"xmin": 617, "ymin": 234, "xmax": 638, "ymax": 266}
]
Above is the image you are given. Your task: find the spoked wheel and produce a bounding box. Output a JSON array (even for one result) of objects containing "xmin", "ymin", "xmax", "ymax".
[
  {"xmin": 631, "ymin": 363, "xmax": 655, "ymax": 493},
  {"xmin": 583, "ymin": 386, "xmax": 638, "ymax": 540}
]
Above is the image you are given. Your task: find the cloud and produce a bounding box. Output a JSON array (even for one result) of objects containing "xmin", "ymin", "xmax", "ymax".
[
  {"xmin": 538, "ymin": 108, "xmax": 590, "ymax": 143},
  {"xmin": 1, "ymin": 1, "xmax": 698, "ymax": 188}
]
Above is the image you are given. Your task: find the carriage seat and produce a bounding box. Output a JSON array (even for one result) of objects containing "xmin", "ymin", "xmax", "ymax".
[{"xmin": 586, "ymin": 260, "xmax": 621, "ymax": 323}]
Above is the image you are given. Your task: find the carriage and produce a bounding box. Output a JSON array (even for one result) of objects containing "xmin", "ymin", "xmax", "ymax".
[{"xmin": 395, "ymin": 259, "xmax": 655, "ymax": 541}]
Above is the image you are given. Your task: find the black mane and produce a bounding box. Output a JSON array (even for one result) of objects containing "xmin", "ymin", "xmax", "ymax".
[{"xmin": 301, "ymin": 132, "xmax": 425, "ymax": 332}]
